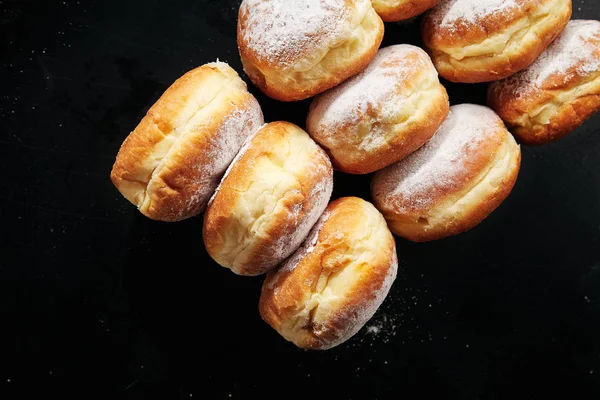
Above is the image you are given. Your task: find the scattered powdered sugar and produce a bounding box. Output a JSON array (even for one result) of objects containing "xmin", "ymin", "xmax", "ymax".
[
  {"xmin": 434, "ymin": 0, "xmax": 519, "ymax": 28},
  {"xmin": 523, "ymin": 20, "xmax": 600, "ymax": 86},
  {"xmin": 375, "ymin": 104, "xmax": 498, "ymax": 211},
  {"xmin": 366, "ymin": 325, "xmax": 381, "ymax": 334},
  {"xmin": 239, "ymin": 0, "xmax": 359, "ymax": 67},
  {"xmin": 313, "ymin": 45, "xmax": 432, "ymax": 138},
  {"xmin": 362, "ymin": 314, "xmax": 398, "ymax": 344}
]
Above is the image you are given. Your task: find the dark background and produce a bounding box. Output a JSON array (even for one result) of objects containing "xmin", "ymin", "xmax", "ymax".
[{"xmin": 1, "ymin": 0, "xmax": 600, "ymax": 398}]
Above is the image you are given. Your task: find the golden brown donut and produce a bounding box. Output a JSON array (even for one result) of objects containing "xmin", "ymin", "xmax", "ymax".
[
  {"xmin": 488, "ymin": 20, "xmax": 600, "ymax": 145},
  {"xmin": 237, "ymin": 0, "xmax": 384, "ymax": 102},
  {"xmin": 260, "ymin": 197, "xmax": 397, "ymax": 350},
  {"xmin": 203, "ymin": 122, "xmax": 333, "ymax": 276},
  {"xmin": 371, "ymin": 104, "xmax": 521, "ymax": 242},
  {"xmin": 372, "ymin": 0, "xmax": 439, "ymax": 22},
  {"xmin": 307, "ymin": 45, "xmax": 449, "ymax": 174},
  {"xmin": 111, "ymin": 62, "xmax": 264, "ymax": 222},
  {"xmin": 422, "ymin": 0, "xmax": 572, "ymax": 83}
]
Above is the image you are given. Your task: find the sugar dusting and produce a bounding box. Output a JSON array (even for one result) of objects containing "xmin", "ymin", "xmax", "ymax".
[
  {"xmin": 267, "ymin": 159, "xmax": 334, "ymax": 267},
  {"xmin": 207, "ymin": 121, "xmax": 266, "ymax": 208},
  {"xmin": 266, "ymin": 209, "xmax": 331, "ymax": 291},
  {"xmin": 354, "ymin": 264, "xmax": 446, "ymax": 350},
  {"xmin": 312, "ymin": 45, "xmax": 433, "ymax": 149},
  {"xmin": 433, "ymin": 0, "xmax": 519, "ymax": 28},
  {"xmin": 240, "ymin": 0, "xmax": 364, "ymax": 67},
  {"xmin": 209, "ymin": 121, "xmax": 334, "ymax": 275},
  {"xmin": 170, "ymin": 94, "xmax": 264, "ymax": 218},
  {"xmin": 374, "ymin": 104, "xmax": 498, "ymax": 211},
  {"xmin": 524, "ymin": 20, "xmax": 600, "ymax": 87}
]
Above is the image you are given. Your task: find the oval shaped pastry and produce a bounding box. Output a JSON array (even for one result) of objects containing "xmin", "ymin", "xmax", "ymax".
[
  {"xmin": 307, "ymin": 45, "xmax": 449, "ymax": 174},
  {"xmin": 111, "ymin": 62, "xmax": 264, "ymax": 222},
  {"xmin": 237, "ymin": 0, "xmax": 384, "ymax": 102},
  {"xmin": 203, "ymin": 122, "xmax": 333, "ymax": 276},
  {"xmin": 422, "ymin": 0, "xmax": 572, "ymax": 83},
  {"xmin": 371, "ymin": 104, "xmax": 521, "ymax": 242},
  {"xmin": 259, "ymin": 197, "xmax": 397, "ymax": 350},
  {"xmin": 372, "ymin": 0, "xmax": 439, "ymax": 22},
  {"xmin": 488, "ymin": 20, "xmax": 600, "ymax": 145}
]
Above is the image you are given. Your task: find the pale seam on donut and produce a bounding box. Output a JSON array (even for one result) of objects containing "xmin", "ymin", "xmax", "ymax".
[
  {"xmin": 312, "ymin": 49, "xmax": 441, "ymax": 151},
  {"xmin": 224, "ymin": 159, "xmax": 304, "ymax": 269},
  {"xmin": 348, "ymin": 80, "xmax": 443, "ymax": 154},
  {"xmin": 510, "ymin": 74, "xmax": 600, "ymax": 129},
  {"xmin": 283, "ymin": 205, "xmax": 394, "ymax": 347},
  {"xmin": 434, "ymin": 0, "xmax": 565, "ymax": 63},
  {"xmin": 430, "ymin": 135, "xmax": 515, "ymax": 227},
  {"xmin": 228, "ymin": 166, "xmax": 331, "ymax": 272},
  {"xmin": 390, "ymin": 134, "xmax": 517, "ymax": 235},
  {"xmin": 363, "ymin": 76, "xmax": 442, "ymax": 144},
  {"xmin": 216, "ymin": 134, "xmax": 331, "ymax": 272},
  {"xmin": 138, "ymin": 75, "xmax": 239, "ymax": 211},
  {"xmin": 287, "ymin": 226, "xmax": 378, "ymax": 336}
]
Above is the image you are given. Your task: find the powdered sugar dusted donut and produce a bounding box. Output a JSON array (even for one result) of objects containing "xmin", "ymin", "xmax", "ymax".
[
  {"xmin": 307, "ymin": 45, "xmax": 449, "ymax": 174},
  {"xmin": 488, "ymin": 20, "xmax": 600, "ymax": 145},
  {"xmin": 372, "ymin": 0, "xmax": 439, "ymax": 22},
  {"xmin": 203, "ymin": 122, "xmax": 333, "ymax": 277},
  {"xmin": 237, "ymin": 0, "xmax": 384, "ymax": 101},
  {"xmin": 111, "ymin": 62, "xmax": 264, "ymax": 222},
  {"xmin": 260, "ymin": 197, "xmax": 397, "ymax": 350},
  {"xmin": 422, "ymin": 0, "xmax": 572, "ymax": 83},
  {"xmin": 372, "ymin": 104, "xmax": 521, "ymax": 242}
]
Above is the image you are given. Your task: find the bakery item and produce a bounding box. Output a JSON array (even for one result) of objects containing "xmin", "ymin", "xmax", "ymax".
[
  {"xmin": 307, "ymin": 45, "xmax": 449, "ymax": 174},
  {"xmin": 203, "ymin": 122, "xmax": 333, "ymax": 276},
  {"xmin": 259, "ymin": 197, "xmax": 398, "ymax": 350},
  {"xmin": 237, "ymin": 0, "xmax": 384, "ymax": 102},
  {"xmin": 372, "ymin": 0, "xmax": 439, "ymax": 22},
  {"xmin": 111, "ymin": 62, "xmax": 264, "ymax": 222},
  {"xmin": 422, "ymin": 0, "xmax": 572, "ymax": 83},
  {"xmin": 371, "ymin": 104, "xmax": 521, "ymax": 242},
  {"xmin": 488, "ymin": 20, "xmax": 600, "ymax": 145}
]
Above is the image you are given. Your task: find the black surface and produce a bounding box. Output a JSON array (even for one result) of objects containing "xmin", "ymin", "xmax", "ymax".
[{"xmin": 2, "ymin": 1, "xmax": 600, "ymax": 399}]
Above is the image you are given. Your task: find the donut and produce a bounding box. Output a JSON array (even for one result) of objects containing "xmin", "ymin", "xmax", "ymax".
[
  {"xmin": 422, "ymin": 0, "xmax": 572, "ymax": 83},
  {"xmin": 307, "ymin": 45, "xmax": 449, "ymax": 174},
  {"xmin": 203, "ymin": 122, "xmax": 333, "ymax": 276},
  {"xmin": 371, "ymin": 104, "xmax": 521, "ymax": 242},
  {"xmin": 372, "ymin": 0, "xmax": 440, "ymax": 22},
  {"xmin": 111, "ymin": 62, "xmax": 264, "ymax": 222},
  {"xmin": 488, "ymin": 20, "xmax": 600, "ymax": 145},
  {"xmin": 237, "ymin": 0, "xmax": 384, "ymax": 102},
  {"xmin": 259, "ymin": 197, "xmax": 398, "ymax": 350}
]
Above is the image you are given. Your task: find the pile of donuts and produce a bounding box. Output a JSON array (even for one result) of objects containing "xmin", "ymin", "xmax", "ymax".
[{"xmin": 111, "ymin": 0, "xmax": 600, "ymax": 350}]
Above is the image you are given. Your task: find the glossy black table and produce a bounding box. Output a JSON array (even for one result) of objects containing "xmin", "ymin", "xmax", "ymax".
[{"xmin": 2, "ymin": 1, "xmax": 600, "ymax": 398}]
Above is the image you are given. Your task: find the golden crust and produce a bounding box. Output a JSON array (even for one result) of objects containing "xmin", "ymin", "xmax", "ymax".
[
  {"xmin": 307, "ymin": 45, "xmax": 449, "ymax": 174},
  {"xmin": 110, "ymin": 62, "xmax": 264, "ymax": 222},
  {"xmin": 488, "ymin": 20, "xmax": 600, "ymax": 145},
  {"xmin": 372, "ymin": 0, "xmax": 439, "ymax": 22},
  {"xmin": 203, "ymin": 122, "xmax": 333, "ymax": 276},
  {"xmin": 237, "ymin": 0, "xmax": 384, "ymax": 101},
  {"xmin": 422, "ymin": 0, "xmax": 572, "ymax": 83},
  {"xmin": 371, "ymin": 104, "xmax": 521, "ymax": 242},
  {"xmin": 260, "ymin": 197, "xmax": 397, "ymax": 350}
]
